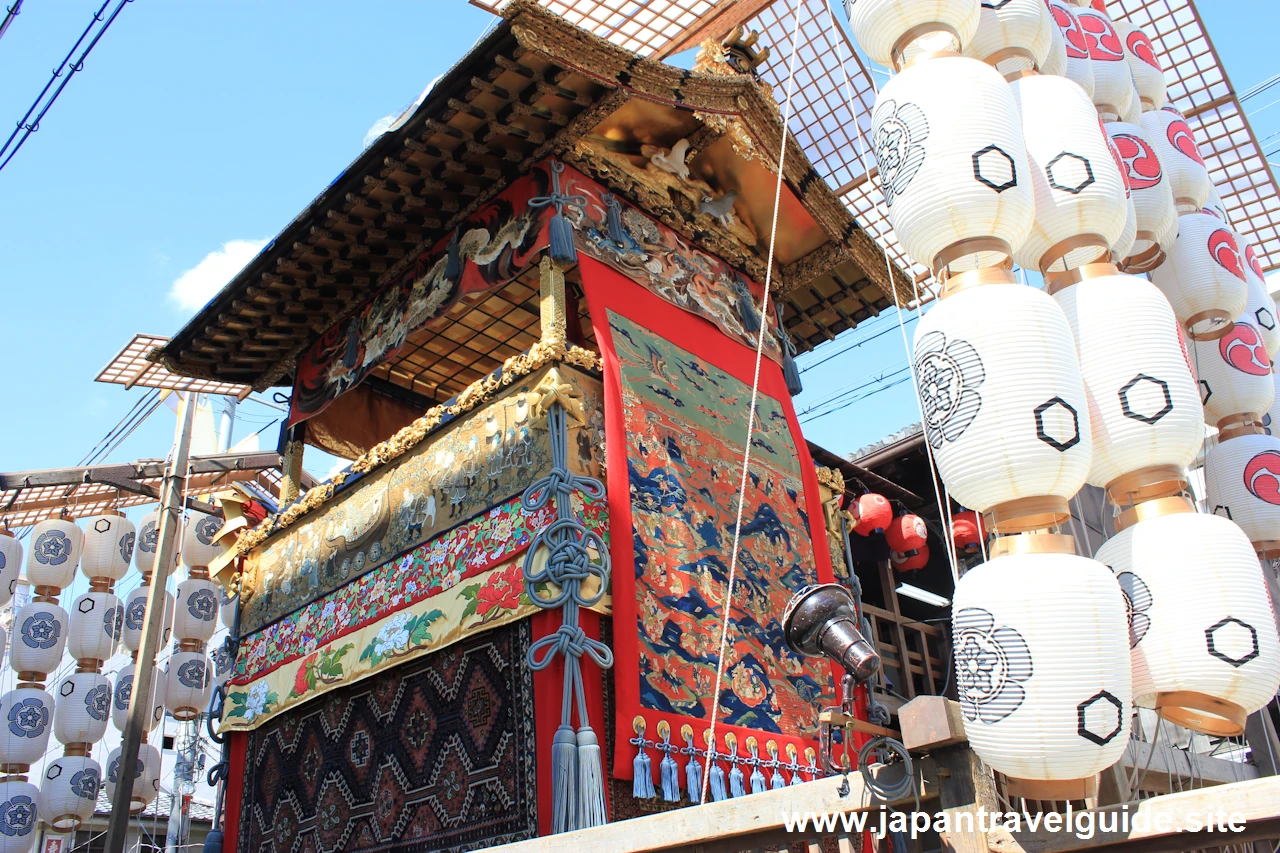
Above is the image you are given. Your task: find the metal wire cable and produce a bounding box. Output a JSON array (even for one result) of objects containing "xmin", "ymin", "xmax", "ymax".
[{"xmin": 0, "ymin": 0, "xmax": 25, "ymax": 46}]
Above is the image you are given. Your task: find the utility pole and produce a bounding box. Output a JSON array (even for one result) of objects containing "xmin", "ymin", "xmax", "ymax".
[
  {"xmin": 165, "ymin": 720, "xmax": 199, "ymax": 853},
  {"xmin": 104, "ymin": 393, "xmax": 197, "ymax": 853}
]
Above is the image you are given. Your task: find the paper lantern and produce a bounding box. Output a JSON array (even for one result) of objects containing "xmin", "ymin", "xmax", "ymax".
[
  {"xmin": 1009, "ymin": 73, "xmax": 1127, "ymax": 275},
  {"xmin": 852, "ymin": 493, "xmax": 893, "ymax": 535},
  {"xmin": 173, "ymin": 577, "xmax": 220, "ymax": 643},
  {"xmin": 952, "ymin": 545, "xmax": 1130, "ymax": 798},
  {"xmin": 122, "ymin": 585, "xmax": 173, "ymax": 653},
  {"xmin": 952, "ymin": 510, "xmax": 986, "ymax": 555},
  {"xmin": 1150, "ymin": 213, "xmax": 1250, "ymax": 339},
  {"xmin": 913, "ymin": 280, "xmax": 1092, "ymax": 530},
  {"xmin": 39, "ymin": 755, "xmax": 100, "ymax": 832},
  {"xmin": 871, "ymin": 54, "xmax": 1034, "ymax": 275},
  {"xmin": 0, "ymin": 780, "xmax": 40, "ymax": 853},
  {"xmin": 1243, "ymin": 243, "xmax": 1280, "ymax": 358},
  {"xmin": 0, "ymin": 688, "xmax": 54, "ymax": 766},
  {"xmin": 111, "ymin": 663, "xmax": 164, "ymax": 733},
  {"xmin": 1113, "ymin": 20, "xmax": 1165, "ymax": 111},
  {"xmin": 1140, "ymin": 108, "xmax": 1210, "ymax": 213},
  {"xmin": 1191, "ymin": 322, "xmax": 1274, "ymax": 428},
  {"xmin": 844, "ymin": 0, "xmax": 980, "ymax": 69},
  {"xmin": 885, "ymin": 513, "xmax": 928, "ymax": 556},
  {"xmin": 182, "ymin": 511, "xmax": 225, "ymax": 569},
  {"xmin": 66, "ymin": 591, "xmax": 122, "ymax": 663},
  {"xmin": 106, "ymin": 742, "xmax": 160, "ymax": 813},
  {"xmin": 53, "ymin": 672, "xmax": 110, "ymax": 746},
  {"xmin": 1205, "ymin": 433, "xmax": 1280, "ymax": 558},
  {"xmin": 10, "ymin": 603, "xmax": 67, "ymax": 677},
  {"xmin": 164, "ymin": 651, "xmax": 212, "ymax": 721},
  {"xmin": 220, "ymin": 589, "xmax": 237, "ymax": 630},
  {"xmin": 1046, "ymin": 1, "xmax": 1093, "ymax": 99},
  {"xmin": 0, "ymin": 536, "xmax": 22, "ymax": 611},
  {"xmin": 1073, "ymin": 7, "xmax": 1130, "ymax": 119},
  {"xmin": 1054, "ymin": 269, "xmax": 1203, "ymax": 497},
  {"xmin": 27, "ymin": 518, "xmax": 81, "ymax": 590},
  {"xmin": 1097, "ymin": 506, "xmax": 1280, "ymax": 732},
  {"xmin": 893, "ymin": 542, "xmax": 931, "ymax": 572},
  {"xmin": 1040, "ymin": 10, "xmax": 1067, "ymax": 76},
  {"xmin": 1203, "ymin": 184, "xmax": 1229, "ymax": 222},
  {"xmin": 1104, "ymin": 121, "xmax": 1177, "ymax": 272},
  {"xmin": 79, "ymin": 513, "xmax": 134, "ymax": 582},
  {"xmin": 1265, "ymin": 373, "xmax": 1280, "ymax": 438},
  {"xmin": 133, "ymin": 509, "xmax": 161, "ymax": 574},
  {"xmin": 1103, "ymin": 131, "xmax": 1139, "ymax": 262},
  {"xmin": 965, "ymin": 0, "xmax": 1053, "ymax": 75}
]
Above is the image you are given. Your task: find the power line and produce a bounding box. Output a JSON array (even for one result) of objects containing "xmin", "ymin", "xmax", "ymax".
[
  {"xmin": 0, "ymin": 0, "xmax": 132, "ymax": 174},
  {"xmin": 799, "ymin": 374, "xmax": 914, "ymax": 424},
  {"xmin": 797, "ymin": 312, "xmax": 918, "ymax": 374},
  {"xmin": 0, "ymin": 0, "xmax": 24, "ymax": 46}
]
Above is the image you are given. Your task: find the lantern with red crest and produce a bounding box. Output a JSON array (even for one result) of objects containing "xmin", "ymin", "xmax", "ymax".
[
  {"xmin": 1141, "ymin": 107, "xmax": 1211, "ymax": 213},
  {"xmin": 886, "ymin": 513, "xmax": 928, "ymax": 561},
  {"xmin": 1104, "ymin": 121, "xmax": 1177, "ymax": 272},
  {"xmin": 1046, "ymin": 1, "xmax": 1094, "ymax": 99},
  {"xmin": 1073, "ymin": 6, "xmax": 1135, "ymax": 120},
  {"xmin": 852, "ymin": 493, "xmax": 893, "ymax": 536},
  {"xmin": 951, "ymin": 510, "xmax": 986, "ymax": 556},
  {"xmin": 1113, "ymin": 20, "xmax": 1165, "ymax": 111},
  {"xmin": 892, "ymin": 542, "xmax": 931, "ymax": 573},
  {"xmin": 1150, "ymin": 213, "xmax": 1250, "ymax": 340}
]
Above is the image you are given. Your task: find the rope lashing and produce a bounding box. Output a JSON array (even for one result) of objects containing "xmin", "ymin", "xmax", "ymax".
[
  {"xmin": 529, "ymin": 160, "xmax": 587, "ymax": 265},
  {"xmin": 521, "ymin": 391, "xmax": 612, "ymax": 832}
]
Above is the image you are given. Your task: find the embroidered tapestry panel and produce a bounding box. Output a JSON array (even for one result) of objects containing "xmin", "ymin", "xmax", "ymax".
[
  {"xmin": 608, "ymin": 310, "xmax": 829, "ymax": 736},
  {"xmin": 241, "ymin": 367, "xmax": 604, "ymax": 634},
  {"xmin": 235, "ymin": 621, "xmax": 538, "ymax": 853}
]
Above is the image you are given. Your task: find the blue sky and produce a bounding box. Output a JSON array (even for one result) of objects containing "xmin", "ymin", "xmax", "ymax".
[{"xmin": 1, "ymin": 0, "xmax": 1277, "ymax": 481}]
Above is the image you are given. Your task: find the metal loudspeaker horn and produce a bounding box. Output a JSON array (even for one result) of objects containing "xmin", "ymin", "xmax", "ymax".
[{"xmin": 782, "ymin": 583, "xmax": 880, "ymax": 683}]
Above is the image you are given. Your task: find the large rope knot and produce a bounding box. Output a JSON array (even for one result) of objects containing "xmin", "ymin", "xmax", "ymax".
[{"xmin": 528, "ymin": 620, "xmax": 614, "ymax": 671}]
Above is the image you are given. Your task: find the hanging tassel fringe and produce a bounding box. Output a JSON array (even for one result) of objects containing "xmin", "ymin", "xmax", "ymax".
[
  {"xmin": 771, "ymin": 765, "xmax": 787, "ymax": 790},
  {"xmin": 783, "ymin": 351, "xmax": 803, "ymax": 396},
  {"xmin": 632, "ymin": 744, "xmax": 655, "ymax": 800},
  {"xmin": 603, "ymin": 193, "xmax": 628, "ymax": 246},
  {"xmin": 685, "ymin": 754, "xmax": 702, "ymax": 804},
  {"xmin": 709, "ymin": 758, "xmax": 728, "ymax": 802},
  {"xmin": 749, "ymin": 762, "xmax": 767, "ymax": 795},
  {"xmin": 577, "ymin": 727, "xmax": 607, "ymax": 828},
  {"xmin": 737, "ymin": 284, "xmax": 760, "ymax": 333},
  {"xmin": 728, "ymin": 762, "xmax": 746, "ymax": 798},
  {"xmin": 660, "ymin": 750, "xmax": 680, "ymax": 802},
  {"xmin": 549, "ymin": 214, "xmax": 578, "ymax": 265},
  {"xmin": 550, "ymin": 724, "xmax": 578, "ymax": 833}
]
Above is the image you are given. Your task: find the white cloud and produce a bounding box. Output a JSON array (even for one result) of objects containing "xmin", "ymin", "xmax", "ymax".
[{"xmin": 169, "ymin": 239, "xmax": 268, "ymax": 313}]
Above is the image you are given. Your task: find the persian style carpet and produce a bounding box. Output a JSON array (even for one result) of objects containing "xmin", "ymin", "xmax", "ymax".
[
  {"xmin": 236, "ymin": 621, "xmax": 537, "ymax": 853},
  {"xmin": 580, "ymin": 257, "xmax": 837, "ymax": 780}
]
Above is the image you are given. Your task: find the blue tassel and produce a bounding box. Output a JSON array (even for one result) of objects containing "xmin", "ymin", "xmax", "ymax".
[
  {"xmin": 633, "ymin": 747, "xmax": 655, "ymax": 799},
  {"xmin": 709, "ymin": 759, "xmax": 728, "ymax": 802},
  {"xmin": 783, "ymin": 351, "xmax": 803, "ymax": 396},
  {"xmin": 576, "ymin": 727, "xmax": 607, "ymax": 828},
  {"xmin": 445, "ymin": 227, "xmax": 461, "ymax": 280},
  {"xmin": 602, "ymin": 192, "xmax": 628, "ymax": 246},
  {"xmin": 749, "ymin": 762, "xmax": 767, "ymax": 795},
  {"xmin": 660, "ymin": 750, "xmax": 680, "ymax": 802},
  {"xmin": 771, "ymin": 766, "xmax": 787, "ymax": 790},
  {"xmin": 549, "ymin": 214, "xmax": 578, "ymax": 265},
  {"xmin": 550, "ymin": 725, "xmax": 578, "ymax": 833},
  {"xmin": 729, "ymin": 762, "xmax": 746, "ymax": 798},
  {"xmin": 684, "ymin": 753, "xmax": 702, "ymax": 804},
  {"xmin": 737, "ymin": 283, "xmax": 760, "ymax": 333}
]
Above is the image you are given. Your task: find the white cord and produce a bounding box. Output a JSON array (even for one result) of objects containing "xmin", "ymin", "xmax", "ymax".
[{"xmin": 701, "ymin": 0, "xmax": 807, "ymax": 803}]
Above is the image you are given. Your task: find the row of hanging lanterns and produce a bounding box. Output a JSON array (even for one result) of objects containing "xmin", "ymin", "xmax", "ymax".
[{"xmin": 847, "ymin": 0, "xmax": 1280, "ymax": 800}]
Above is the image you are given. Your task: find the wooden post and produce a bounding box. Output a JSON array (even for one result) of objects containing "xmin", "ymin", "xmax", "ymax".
[
  {"xmin": 104, "ymin": 393, "xmax": 197, "ymax": 853},
  {"xmin": 1245, "ymin": 708, "xmax": 1280, "ymax": 778},
  {"xmin": 540, "ymin": 255, "xmax": 567, "ymax": 348},
  {"xmin": 280, "ymin": 421, "xmax": 306, "ymax": 506}
]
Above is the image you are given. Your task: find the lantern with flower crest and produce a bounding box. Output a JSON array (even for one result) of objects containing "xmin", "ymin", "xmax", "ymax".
[{"xmin": 164, "ymin": 512, "xmax": 223, "ymax": 721}]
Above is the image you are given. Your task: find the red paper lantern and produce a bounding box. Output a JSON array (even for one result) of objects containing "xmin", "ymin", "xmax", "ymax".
[
  {"xmin": 885, "ymin": 514, "xmax": 928, "ymax": 556},
  {"xmin": 852, "ymin": 493, "xmax": 893, "ymax": 536},
  {"xmin": 952, "ymin": 510, "xmax": 986, "ymax": 556},
  {"xmin": 892, "ymin": 542, "xmax": 931, "ymax": 572}
]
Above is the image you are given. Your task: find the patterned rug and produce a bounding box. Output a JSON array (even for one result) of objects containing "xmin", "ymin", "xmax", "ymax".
[{"xmin": 236, "ymin": 621, "xmax": 537, "ymax": 853}]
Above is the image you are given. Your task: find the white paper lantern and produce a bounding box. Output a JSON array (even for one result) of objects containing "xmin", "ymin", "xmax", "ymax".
[
  {"xmin": 953, "ymin": 548, "xmax": 1130, "ymax": 796},
  {"xmin": 1141, "ymin": 107, "xmax": 1210, "ymax": 213},
  {"xmin": 1242, "ymin": 243, "xmax": 1280, "ymax": 358},
  {"xmin": 220, "ymin": 590, "xmax": 237, "ymax": 631},
  {"xmin": 845, "ymin": 0, "xmax": 980, "ymax": 69},
  {"xmin": 0, "ymin": 537, "xmax": 21, "ymax": 611},
  {"xmin": 1040, "ymin": 10, "xmax": 1067, "ymax": 76},
  {"xmin": 1191, "ymin": 322, "xmax": 1274, "ymax": 427},
  {"xmin": 1098, "ymin": 509, "xmax": 1280, "ymax": 732},
  {"xmin": 1104, "ymin": 121, "xmax": 1177, "ymax": 272},
  {"xmin": 1054, "ymin": 270, "xmax": 1203, "ymax": 493},
  {"xmin": 913, "ymin": 281, "xmax": 1092, "ymax": 526},
  {"xmin": 111, "ymin": 663, "xmax": 164, "ymax": 734},
  {"xmin": 964, "ymin": 0, "xmax": 1053, "ymax": 75},
  {"xmin": 1118, "ymin": 79, "xmax": 1142, "ymax": 126},
  {"xmin": 39, "ymin": 754, "xmax": 100, "ymax": 832},
  {"xmin": 1203, "ymin": 183, "xmax": 1230, "ymax": 222},
  {"xmin": 9, "ymin": 603, "xmax": 68, "ymax": 677},
  {"xmin": 1112, "ymin": 185, "xmax": 1138, "ymax": 263},
  {"xmin": 1205, "ymin": 433, "xmax": 1280, "ymax": 558},
  {"xmin": 1047, "ymin": 1, "xmax": 1094, "ymax": 99},
  {"xmin": 173, "ymin": 577, "xmax": 220, "ymax": 643},
  {"xmin": 122, "ymin": 585, "xmax": 173, "ymax": 653},
  {"xmin": 182, "ymin": 511, "xmax": 225, "ymax": 569},
  {"xmin": 106, "ymin": 742, "xmax": 160, "ymax": 813},
  {"xmin": 1073, "ymin": 7, "xmax": 1129, "ymax": 119},
  {"xmin": 165, "ymin": 652, "xmax": 212, "ymax": 721},
  {"xmin": 1150, "ymin": 213, "xmax": 1250, "ymax": 339},
  {"xmin": 79, "ymin": 513, "xmax": 134, "ymax": 582},
  {"xmin": 133, "ymin": 510, "xmax": 160, "ymax": 574},
  {"xmin": 1264, "ymin": 373, "xmax": 1280, "ymax": 438},
  {"xmin": 0, "ymin": 688, "xmax": 53, "ymax": 766},
  {"xmin": 53, "ymin": 672, "xmax": 111, "ymax": 746},
  {"xmin": 1113, "ymin": 20, "xmax": 1165, "ymax": 111},
  {"xmin": 67, "ymin": 591, "xmax": 122, "ymax": 663},
  {"xmin": 27, "ymin": 518, "xmax": 81, "ymax": 590},
  {"xmin": 0, "ymin": 780, "xmax": 40, "ymax": 853},
  {"xmin": 1009, "ymin": 72, "xmax": 1127, "ymax": 274},
  {"xmin": 871, "ymin": 54, "xmax": 1034, "ymax": 274}
]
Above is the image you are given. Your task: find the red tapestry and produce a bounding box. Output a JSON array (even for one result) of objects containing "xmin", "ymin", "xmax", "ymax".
[{"xmin": 580, "ymin": 256, "xmax": 837, "ymax": 781}]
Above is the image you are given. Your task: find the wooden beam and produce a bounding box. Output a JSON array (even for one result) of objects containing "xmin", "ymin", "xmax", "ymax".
[
  {"xmin": 0, "ymin": 451, "xmax": 290, "ymax": 490},
  {"xmin": 1122, "ymin": 739, "xmax": 1257, "ymax": 793},
  {"xmin": 653, "ymin": 0, "xmax": 778, "ymax": 60}
]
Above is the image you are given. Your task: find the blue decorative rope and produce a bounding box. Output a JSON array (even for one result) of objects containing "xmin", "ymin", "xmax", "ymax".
[
  {"xmin": 522, "ymin": 400, "xmax": 612, "ymax": 832},
  {"xmin": 529, "ymin": 161, "xmax": 587, "ymax": 265}
]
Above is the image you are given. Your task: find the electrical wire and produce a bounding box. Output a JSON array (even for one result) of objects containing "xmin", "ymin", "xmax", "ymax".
[
  {"xmin": 798, "ymin": 313, "xmax": 918, "ymax": 374},
  {"xmin": 0, "ymin": 0, "xmax": 133, "ymax": 173},
  {"xmin": 0, "ymin": 0, "xmax": 24, "ymax": 46}
]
